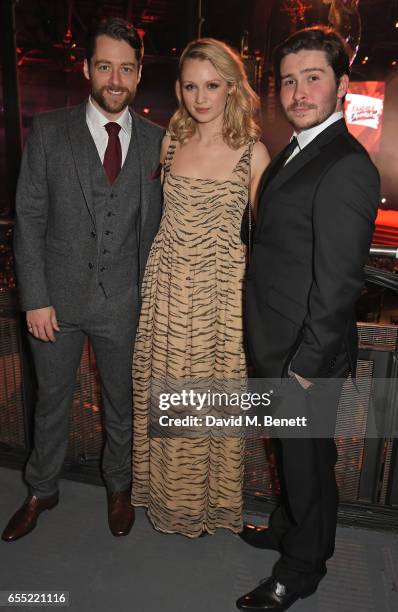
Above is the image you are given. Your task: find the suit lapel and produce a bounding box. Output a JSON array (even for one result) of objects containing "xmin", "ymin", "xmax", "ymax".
[
  {"xmin": 260, "ymin": 119, "xmax": 348, "ymax": 198},
  {"xmin": 131, "ymin": 111, "xmax": 148, "ymax": 231},
  {"xmin": 67, "ymin": 102, "xmax": 96, "ymax": 228},
  {"xmin": 258, "ymin": 149, "xmax": 286, "ymax": 201},
  {"xmin": 257, "ymin": 119, "xmax": 348, "ymax": 231},
  {"xmin": 266, "ymin": 141, "xmax": 321, "ymax": 195}
]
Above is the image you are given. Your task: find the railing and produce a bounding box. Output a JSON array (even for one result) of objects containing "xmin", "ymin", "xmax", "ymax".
[
  {"xmin": 1, "ymin": 221, "xmax": 398, "ymax": 525},
  {"xmin": 369, "ymin": 246, "xmax": 398, "ymax": 258}
]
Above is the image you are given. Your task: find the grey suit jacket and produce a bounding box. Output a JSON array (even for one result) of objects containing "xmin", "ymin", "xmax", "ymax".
[{"xmin": 13, "ymin": 102, "xmax": 164, "ymax": 317}]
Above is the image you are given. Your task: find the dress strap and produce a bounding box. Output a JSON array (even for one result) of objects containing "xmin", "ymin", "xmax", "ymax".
[
  {"xmin": 232, "ymin": 138, "xmax": 256, "ymax": 186},
  {"xmin": 162, "ymin": 135, "xmax": 178, "ymax": 177}
]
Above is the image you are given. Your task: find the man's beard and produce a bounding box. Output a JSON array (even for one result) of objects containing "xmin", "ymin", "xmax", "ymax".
[
  {"xmin": 285, "ymin": 96, "xmax": 338, "ymax": 131},
  {"xmin": 91, "ymin": 84, "xmax": 135, "ymax": 115}
]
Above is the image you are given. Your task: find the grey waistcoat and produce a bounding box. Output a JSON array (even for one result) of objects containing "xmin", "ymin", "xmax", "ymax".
[
  {"xmin": 86, "ymin": 124, "xmax": 141, "ymax": 297},
  {"xmin": 13, "ymin": 102, "xmax": 164, "ymax": 322}
]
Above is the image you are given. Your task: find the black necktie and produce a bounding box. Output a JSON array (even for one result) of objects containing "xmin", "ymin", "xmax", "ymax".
[
  {"xmin": 266, "ymin": 136, "xmax": 299, "ymax": 185},
  {"xmin": 282, "ymin": 136, "xmax": 299, "ymax": 166}
]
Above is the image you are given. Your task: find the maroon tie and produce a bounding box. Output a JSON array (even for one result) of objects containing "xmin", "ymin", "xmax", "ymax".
[{"xmin": 103, "ymin": 122, "xmax": 122, "ymax": 184}]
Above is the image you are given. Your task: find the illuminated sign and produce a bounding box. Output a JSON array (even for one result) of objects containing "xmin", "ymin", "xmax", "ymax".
[{"xmin": 344, "ymin": 81, "xmax": 385, "ymax": 152}]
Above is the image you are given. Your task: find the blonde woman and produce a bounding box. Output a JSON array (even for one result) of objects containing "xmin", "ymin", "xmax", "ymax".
[{"xmin": 132, "ymin": 38, "xmax": 270, "ymax": 537}]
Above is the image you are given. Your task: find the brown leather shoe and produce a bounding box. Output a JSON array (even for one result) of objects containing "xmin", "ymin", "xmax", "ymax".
[
  {"xmin": 108, "ymin": 489, "xmax": 135, "ymax": 537},
  {"xmin": 2, "ymin": 493, "xmax": 59, "ymax": 542}
]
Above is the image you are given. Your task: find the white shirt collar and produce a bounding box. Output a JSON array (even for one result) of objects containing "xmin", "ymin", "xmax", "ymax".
[
  {"xmin": 293, "ymin": 111, "xmax": 344, "ymax": 151},
  {"xmin": 86, "ymin": 96, "xmax": 131, "ymax": 136}
]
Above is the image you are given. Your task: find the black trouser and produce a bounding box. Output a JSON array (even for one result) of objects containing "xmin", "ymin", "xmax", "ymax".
[
  {"xmin": 25, "ymin": 285, "xmax": 139, "ymax": 497},
  {"xmin": 267, "ymin": 355, "xmax": 349, "ymax": 594}
]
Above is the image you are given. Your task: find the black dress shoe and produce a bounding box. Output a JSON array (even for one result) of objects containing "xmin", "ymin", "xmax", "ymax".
[
  {"xmin": 236, "ymin": 576, "xmax": 316, "ymax": 611},
  {"xmin": 239, "ymin": 525, "xmax": 281, "ymax": 552}
]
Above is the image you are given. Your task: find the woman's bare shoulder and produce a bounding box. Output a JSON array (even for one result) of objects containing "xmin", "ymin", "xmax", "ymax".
[{"xmin": 252, "ymin": 140, "xmax": 270, "ymax": 165}]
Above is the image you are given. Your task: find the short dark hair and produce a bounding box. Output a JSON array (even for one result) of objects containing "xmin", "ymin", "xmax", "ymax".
[
  {"xmin": 86, "ymin": 17, "xmax": 144, "ymax": 65},
  {"xmin": 273, "ymin": 26, "xmax": 350, "ymax": 91}
]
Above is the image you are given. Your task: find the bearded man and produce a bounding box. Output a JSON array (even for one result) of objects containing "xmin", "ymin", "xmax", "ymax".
[{"xmin": 3, "ymin": 17, "xmax": 163, "ymax": 542}]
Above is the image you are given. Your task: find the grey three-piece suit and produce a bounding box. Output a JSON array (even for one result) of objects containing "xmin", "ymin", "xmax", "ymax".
[{"xmin": 14, "ymin": 102, "xmax": 163, "ymax": 496}]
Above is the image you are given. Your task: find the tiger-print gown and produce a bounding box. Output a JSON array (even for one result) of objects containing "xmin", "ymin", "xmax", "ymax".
[{"xmin": 131, "ymin": 138, "xmax": 254, "ymax": 537}]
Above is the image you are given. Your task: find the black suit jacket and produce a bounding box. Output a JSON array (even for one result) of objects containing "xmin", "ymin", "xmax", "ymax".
[{"xmin": 244, "ymin": 119, "xmax": 380, "ymax": 379}]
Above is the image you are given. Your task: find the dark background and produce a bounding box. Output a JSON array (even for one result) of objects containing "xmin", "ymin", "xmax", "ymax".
[
  {"xmin": 10, "ymin": 0, "xmax": 398, "ymax": 59},
  {"xmin": 1, "ymin": 0, "xmax": 398, "ymax": 217}
]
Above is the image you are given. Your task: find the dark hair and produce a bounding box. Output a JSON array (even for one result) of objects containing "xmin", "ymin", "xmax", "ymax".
[
  {"xmin": 86, "ymin": 17, "xmax": 144, "ymax": 65},
  {"xmin": 273, "ymin": 26, "xmax": 350, "ymax": 91}
]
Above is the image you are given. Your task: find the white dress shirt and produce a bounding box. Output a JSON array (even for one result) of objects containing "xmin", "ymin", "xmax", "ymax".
[
  {"xmin": 285, "ymin": 111, "xmax": 344, "ymax": 165},
  {"xmin": 85, "ymin": 96, "xmax": 132, "ymax": 166}
]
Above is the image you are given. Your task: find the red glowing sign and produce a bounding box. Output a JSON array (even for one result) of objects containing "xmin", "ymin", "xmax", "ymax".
[
  {"xmin": 344, "ymin": 81, "xmax": 385, "ymax": 153},
  {"xmin": 373, "ymin": 210, "xmax": 398, "ymax": 247}
]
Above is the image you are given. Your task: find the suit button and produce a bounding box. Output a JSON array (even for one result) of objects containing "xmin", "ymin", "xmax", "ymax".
[
  {"xmin": 110, "ymin": 194, "xmax": 114, "ymax": 199},
  {"xmin": 91, "ymin": 231, "xmax": 96, "ymax": 238},
  {"xmin": 107, "ymin": 211, "xmax": 112, "ymax": 217},
  {"xmin": 88, "ymin": 262, "xmax": 93, "ymax": 269},
  {"xmin": 103, "ymin": 249, "xmax": 109, "ymax": 254}
]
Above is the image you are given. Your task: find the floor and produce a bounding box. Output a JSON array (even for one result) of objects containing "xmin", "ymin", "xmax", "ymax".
[{"xmin": 0, "ymin": 467, "xmax": 397, "ymax": 612}]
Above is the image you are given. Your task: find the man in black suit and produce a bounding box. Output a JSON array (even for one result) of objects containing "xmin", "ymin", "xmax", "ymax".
[{"xmin": 237, "ymin": 27, "xmax": 380, "ymax": 611}]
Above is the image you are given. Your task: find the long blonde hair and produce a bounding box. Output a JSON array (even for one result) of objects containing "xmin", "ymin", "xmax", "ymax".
[{"xmin": 169, "ymin": 38, "xmax": 261, "ymax": 149}]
